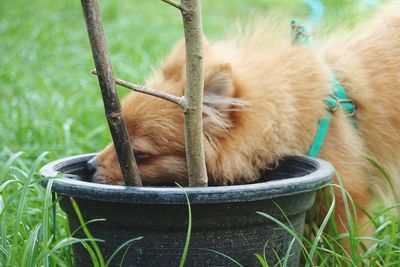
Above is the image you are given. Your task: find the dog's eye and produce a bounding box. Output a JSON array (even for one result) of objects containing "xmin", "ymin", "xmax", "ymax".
[{"xmin": 133, "ymin": 150, "xmax": 149, "ymax": 163}]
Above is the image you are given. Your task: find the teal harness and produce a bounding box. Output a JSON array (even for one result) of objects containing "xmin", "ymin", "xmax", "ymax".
[{"xmin": 291, "ymin": 20, "xmax": 357, "ymax": 157}]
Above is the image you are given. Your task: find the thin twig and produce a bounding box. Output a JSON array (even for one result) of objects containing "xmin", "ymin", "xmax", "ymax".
[
  {"xmin": 161, "ymin": 0, "xmax": 186, "ymax": 12},
  {"xmin": 81, "ymin": 0, "xmax": 142, "ymax": 186},
  {"xmin": 91, "ymin": 69, "xmax": 185, "ymax": 108}
]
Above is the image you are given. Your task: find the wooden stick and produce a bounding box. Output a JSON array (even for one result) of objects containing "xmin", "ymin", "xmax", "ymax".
[
  {"xmin": 80, "ymin": 0, "xmax": 142, "ymax": 186},
  {"xmin": 180, "ymin": 0, "xmax": 208, "ymax": 187},
  {"xmin": 91, "ymin": 69, "xmax": 185, "ymax": 108}
]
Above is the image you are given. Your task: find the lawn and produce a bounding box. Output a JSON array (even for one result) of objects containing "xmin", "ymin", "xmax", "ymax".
[{"xmin": 0, "ymin": 0, "xmax": 398, "ymax": 266}]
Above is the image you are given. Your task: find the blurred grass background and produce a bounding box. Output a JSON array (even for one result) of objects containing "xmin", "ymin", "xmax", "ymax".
[{"xmin": 2, "ymin": 0, "xmax": 398, "ymax": 266}]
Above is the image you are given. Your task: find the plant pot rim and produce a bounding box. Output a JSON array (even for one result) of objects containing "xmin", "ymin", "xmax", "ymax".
[{"xmin": 40, "ymin": 153, "xmax": 333, "ymax": 204}]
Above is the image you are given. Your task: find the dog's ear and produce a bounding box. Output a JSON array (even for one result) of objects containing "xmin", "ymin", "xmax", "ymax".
[
  {"xmin": 202, "ymin": 64, "xmax": 246, "ymax": 137},
  {"xmin": 204, "ymin": 64, "xmax": 235, "ymax": 110}
]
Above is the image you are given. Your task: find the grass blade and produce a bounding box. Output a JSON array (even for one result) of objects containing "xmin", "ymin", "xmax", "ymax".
[
  {"xmin": 0, "ymin": 152, "xmax": 23, "ymax": 183},
  {"xmin": 47, "ymin": 237, "xmax": 103, "ymax": 255},
  {"xmin": 305, "ymin": 186, "xmax": 336, "ymax": 267},
  {"xmin": 105, "ymin": 237, "xmax": 143, "ymax": 267},
  {"xmin": 199, "ymin": 248, "xmax": 244, "ymax": 267},
  {"xmin": 256, "ymin": 212, "xmax": 303, "ymax": 249},
  {"xmin": 41, "ymin": 179, "xmax": 54, "ymax": 267},
  {"xmin": 70, "ymin": 218, "xmax": 107, "ymax": 236},
  {"xmin": 21, "ymin": 224, "xmax": 41, "ymax": 267},
  {"xmin": 70, "ymin": 197, "xmax": 105, "ymax": 267},
  {"xmin": 365, "ymin": 156, "xmax": 399, "ymax": 203},
  {"xmin": 254, "ymin": 253, "xmax": 268, "ymax": 267},
  {"xmin": 9, "ymin": 152, "xmax": 48, "ymax": 267},
  {"xmin": 176, "ymin": 184, "xmax": 192, "ymax": 267},
  {"xmin": 336, "ymin": 173, "xmax": 359, "ymax": 264},
  {"xmin": 282, "ymin": 237, "xmax": 296, "ymax": 267},
  {"xmin": 80, "ymin": 240, "xmax": 101, "ymax": 267}
]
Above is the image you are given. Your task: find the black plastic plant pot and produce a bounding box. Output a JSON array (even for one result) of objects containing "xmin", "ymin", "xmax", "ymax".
[{"xmin": 40, "ymin": 154, "xmax": 333, "ymax": 267}]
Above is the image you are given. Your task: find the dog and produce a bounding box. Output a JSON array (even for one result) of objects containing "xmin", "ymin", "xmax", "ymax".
[{"xmin": 90, "ymin": 3, "xmax": 400, "ymax": 234}]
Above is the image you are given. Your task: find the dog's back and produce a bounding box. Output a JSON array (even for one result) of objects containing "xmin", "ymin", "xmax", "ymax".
[{"xmin": 318, "ymin": 3, "xmax": 400, "ymax": 200}]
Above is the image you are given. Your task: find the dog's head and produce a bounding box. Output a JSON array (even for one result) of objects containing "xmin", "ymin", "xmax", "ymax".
[{"xmin": 89, "ymin": 40, "xmax": 247, "ymax": 185}]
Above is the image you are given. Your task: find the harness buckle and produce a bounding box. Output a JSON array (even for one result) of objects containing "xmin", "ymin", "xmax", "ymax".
[{"xmin": 326, "ymin": 94, "xmax": 357, "ymax": 116}]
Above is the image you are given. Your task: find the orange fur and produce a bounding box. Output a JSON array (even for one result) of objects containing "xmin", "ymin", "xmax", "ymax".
[{"xmin": 93, "ymin": 3, "xmax": 400, "ymax": 234}]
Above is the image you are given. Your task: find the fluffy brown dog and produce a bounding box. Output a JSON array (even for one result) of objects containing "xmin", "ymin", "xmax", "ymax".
[{"xmin": 91, "ymin": 4, "xmax": 400, "ymax": 231}]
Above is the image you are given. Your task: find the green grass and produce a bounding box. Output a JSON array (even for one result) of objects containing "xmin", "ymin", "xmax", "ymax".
[{"xmin": 0, "ymin": 0, "xmax": 398, "ymax": 266}]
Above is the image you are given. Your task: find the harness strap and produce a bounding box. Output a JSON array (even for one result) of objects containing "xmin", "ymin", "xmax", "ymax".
[
  {"xmin": 291, "ymin": 20, "xmax": 357, "ymax": 157},
  {"xmin": 307, "ymin": 113, "xmax": 332, "ymax": 157}
]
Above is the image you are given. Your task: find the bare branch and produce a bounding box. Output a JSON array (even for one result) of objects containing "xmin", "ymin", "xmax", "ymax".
[
  {"xmin": 81, "ymin": 0, "xmax": 142, "ymax": 186},
  {"xmin": 181, "ymin": 0, "xmax": 208, "ymax": 187},
  {"xmin": 83, "ymin": 0, "xmax": 207, "ymax": 187},
  {"xmin": 161, "ymin": 0, "xmax": 186, "ymax": 11},
  {"xmin": 91, "ymin": 69, "xmax": 185, "ymax": 108}
]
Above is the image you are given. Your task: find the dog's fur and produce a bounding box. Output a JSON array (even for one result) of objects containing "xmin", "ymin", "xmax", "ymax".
[{"xmin": 92, "ymin": 3, "xmax": 400, "ymax": 232}]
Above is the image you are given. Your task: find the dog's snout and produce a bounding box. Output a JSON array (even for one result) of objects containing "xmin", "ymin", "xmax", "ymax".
[{"xmin": 86, "ymin": 157, "xmax": 97, "ymax": 175}]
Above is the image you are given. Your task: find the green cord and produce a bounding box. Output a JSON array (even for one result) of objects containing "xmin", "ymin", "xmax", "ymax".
[{"xmin": 290, "ymin": 20, "xmax": 356, "ymax": 157}]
